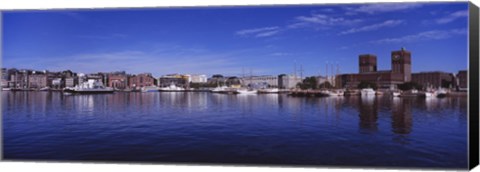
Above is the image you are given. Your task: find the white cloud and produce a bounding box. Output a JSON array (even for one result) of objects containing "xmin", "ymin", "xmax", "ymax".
[
  {"xmin": 351, "ymin": 3, "xmax": 422, "ymax": 14},
  {"xmin": 436, "ymin": 10, "xmax": 468, "ymax": 24},
  {"xmin": 288, "ymin": 13, "xmax": 362, "ymax": 29},
  {"xmin": 371, "ymin": 28, "xmax": 467, "ymax": 44},
  {"xmin": 235, "ymin": 26, "xmax": 281, "ymax": 38},
  {"xmin": 254, "ymin": 30, "xmax": 280, "ymax": 38},
  {"xmin": 269, "ymin": 52, "xmax": 291, "ymax": 56},
  {"xmin": 339, "ymin": 20, "xmax": 404, "ymax": 35}
]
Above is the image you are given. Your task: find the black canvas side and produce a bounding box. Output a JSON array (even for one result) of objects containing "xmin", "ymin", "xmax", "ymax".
[{"xmin": 469, "ymin": 1, "xmax": 479, "ymax": 170}]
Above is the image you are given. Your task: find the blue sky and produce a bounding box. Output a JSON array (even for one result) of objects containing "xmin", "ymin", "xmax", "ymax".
[{"xmin": 2, "ymin": 2, "xmax": 469, "ymax": 77}]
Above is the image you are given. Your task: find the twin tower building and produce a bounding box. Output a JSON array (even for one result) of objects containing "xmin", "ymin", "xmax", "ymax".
[{"xmin": 336, "ymin": 48, "xmax": 412, "ymax": 89}]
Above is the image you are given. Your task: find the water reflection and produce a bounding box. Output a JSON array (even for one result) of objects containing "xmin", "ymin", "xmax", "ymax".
[
  {"xmin": 1, "ymin": 91, "xmax": 468, "ymax": 168},
  {"xmin": 391, "ymin": 98, "xmax": 413, "ymax": 135},
  {"xmin": 358, "ymin": 96, "xmax": 378, "ymax": 133}
]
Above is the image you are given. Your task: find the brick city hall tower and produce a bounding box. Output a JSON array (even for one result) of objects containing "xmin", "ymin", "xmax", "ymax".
[
  {"xmin": 391, "ymin": 47, "xmax": 412, "ymax": 82},
  {"xmin": 359, "ymin": 54, "xmax": 377, "ymax": 73}
]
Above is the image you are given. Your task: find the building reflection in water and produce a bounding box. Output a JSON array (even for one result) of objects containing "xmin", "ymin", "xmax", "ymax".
[
  {"xmin": 391, "ymin": 97, "xmax": 413, "ymax": 135},
  {"xmin": 69, "ymin": 95, "xmax": 98, "ymax": 116},
  {"xmin": 358, "ymin": 96, "xmax": 378, "ymax": 134}
]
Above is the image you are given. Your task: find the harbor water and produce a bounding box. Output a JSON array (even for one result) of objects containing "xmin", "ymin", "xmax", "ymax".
[{"xmin": 2, "ymin": 91, "xmax": 468, "ymax": 168}]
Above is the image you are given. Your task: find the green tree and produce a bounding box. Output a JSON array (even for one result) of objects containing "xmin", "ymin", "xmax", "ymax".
[
  {"xmin": 441, "ymin": 80, "xmax": 453, "ymax": 88},
  {"xmin": 319, "ymin": 81, "xmax": 333, "ymax": 89},
  {"xmin": 297, "ymin": 77, "xmax": 318, "ymax": 90}
]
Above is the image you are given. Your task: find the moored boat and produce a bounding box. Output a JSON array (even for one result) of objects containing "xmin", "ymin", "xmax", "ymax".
[
  {"xmin": 324, "ymin": 90, "xmax": 344, "ymax": 97},
  {"xmin": 64, "ymin": 79, "xmax": 114, "ymax": 94},
  {"xmin": 392, "ymin": 91, "xmax": 401, "ymax": 97},
  {"xmin": 211, "ymin": 86, "xmax": 230, "ymax": 93},
  {"xmin": 159, "ymin": 83, "xmax": 185, "ymax": 92},
  {"xmin": 258, "ymin": 88, "xmax": 280, "ymax": 94},
  {"xmin": 360, "ymin": 88, "xmax": 375, "ymax": 97},
  {"xmin": 436, "ymin": 88, "xmax": 448, "ymax": 98},
  {"xmin": 39, "ymin": 87, "xmax": 50, "ymax": 91},
  {"xmin": 400, "ymin": 89, "xmax": 418, "ymax": 97},
  {"xmin": 141, "ymin": 86, "xmax": 160, "ymax": 92},
  {"xmin": 236, "ymin": 88, "xmax": 257, "ymax": 95}
]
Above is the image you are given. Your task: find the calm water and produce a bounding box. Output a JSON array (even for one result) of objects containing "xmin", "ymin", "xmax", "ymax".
[{"xmin": 2, "ymin": 91, "xmax": 468, "ymax": 168}]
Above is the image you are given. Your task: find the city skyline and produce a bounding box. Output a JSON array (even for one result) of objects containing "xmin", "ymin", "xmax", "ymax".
[{"xmin": 3, "ymin": 2, "xmax": 468, "ymax": 77}]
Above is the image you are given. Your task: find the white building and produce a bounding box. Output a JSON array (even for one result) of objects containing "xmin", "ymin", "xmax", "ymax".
[
  {"xmin": 278, "ymin": 74, "xmax": 303, "ymax": 89},
  {"xmin": 190, "ymin": 74, "xmax": 208, "ymax": 83},
  {"xmin": 241, "ymin": 75, "xmax": 279, "ymax": 88}
]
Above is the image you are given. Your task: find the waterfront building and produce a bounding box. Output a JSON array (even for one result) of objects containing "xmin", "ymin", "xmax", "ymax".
[
  {"xmin": 411, "ymin": 71, "xmax": 455, "ymax": 89},
  {"xmin": 359, "ymin": 54, "xmax": 377, "ymax": 73},
  {"xmin": 336, "ymin": 48, "xmax": 412, "ymax": 89},
  {"xmin": 9, "ymin": 69, "xmax": 30, "ymax": 89},
  {"xmin": 108, "ymin": 74, "xmax": 128, "ymax": 90},
  {"xmin": 129, "ymin": 73, "xmax": 156, "ymax": 89},
  {"xmin": 65, "ymin": 77, "xmax": 78, "ymax": 88},
  {"xmin": 456, "ymin": 70, "xmax": 467, "ymax": 91},
  {"xmin": 278, "ymin": 74, "xmax": 303, "ymax": 89},
  {"xmin": 51, "ymin": 78, "xmax": 64, "ymax": 89},
  {"xmin": 190, "ymin": 74, "xmax": 208, "ymax": 83},
  {"xmin": 62, "ymin": 70, "xmax": 76, "ymax": 78},
  {"xmin": 158, "ymin": 74, "xmax": 188, "ymax": 88},
  {"xmin": 1, "ymin": 68, "xmax": 9, "ymax": 88},
  {"xmin": 207, "ymin": 75, "xmax": 227, "ymax": 86},
  {"xmin": 1, "ymin": 68, "xmax": 8, "ymax": 81},
  {"xmin": 28, "ymin": 73, "xmax": 48, "ymax": 89},
  {"xmin": 241, "ymin": 75, "xmax": 279, "ymax": 88}
]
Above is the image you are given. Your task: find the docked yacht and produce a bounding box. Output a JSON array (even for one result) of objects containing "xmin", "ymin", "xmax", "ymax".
[
  {"xmin": 211, "ymin": 86, "xmax": 229, "ymax": 93},
  {"xmin": 392, "ymin": 91, "xmax": 401, "ymax": 97},
  {"xmin": 360, "ymin": 88, "xmax": 376, "ymax": 97},
  {"xmin": 141, "ymin": 86, "xmax": 160, "ymax": 92},
  {"xmin": 258, "ymin": 88, "xmax": 280, "ymax": 94},
  {"xmin": 324, "ymin": 90, "xmax": 344, "ymax": 97},
  {"xmin": 159, "ymin": 83, "xmax": 185, "ymax": 92},
  {"xmin": 436, "ymin": 88, "xmax": 448, "ymax": 98},
  {"xmin": 236, "ymin": 88, "xmax": 257, "ymax": 95},
  {"xmin": 400, "ymin": 89, "xmax": 418, "ymax": 97},
  {"xmin": 64, "ymin": 79, "xmax": 114, "ymax": 94},
  {"xmin": 39, "ymin": 87, "xmax": 50, "ymax": 91}
]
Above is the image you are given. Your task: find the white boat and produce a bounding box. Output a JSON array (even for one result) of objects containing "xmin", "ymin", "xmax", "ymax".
[
  {"xmin": 360, "ymin": 88, "xmax": 376, "ymax": 97},
  {"xmin": 258, "ymin": 88, "xmax": 280, "ymax": 94},
  {"xmin": 2, "ymin": 87, "xmax": 11, "ymax": 91},
  {"xmin": 392, "ymin": 91, "xmax": 401, "ymax": 97},
  {"xmin": 211, "ymin": 86, "xmax": 229, "ymax": 93},
  {"xmin": 141, "ymin": 86, "xmax": 160, "ymax": 92},
  {"xmin": 436, "ymin": 88, "xmax": 448, "ymax": 98},
  {"xmin": 159, "ymin": 83, "xmax": 185, "ymax": 92},
  {"xmin": 236, "ymin": 88, "xmax": 257, "ymax": 95},
  {"xmin": 423, "ymin": 91, "xmax": 436, "ymax": 98},
  {"xmin": 325, "ymin": 90, "xmax": 344, "ymax": 97},
  {"xmin": 39, "ymin": 87, "xmax": 50, "ymax": 91},
  {"xmin": 400, "ymin": 89, "xmax": 418, "ymax": 97},
  {"xmin": 64, "ymin": 79, "xmax": 114, "ymax": 94}
]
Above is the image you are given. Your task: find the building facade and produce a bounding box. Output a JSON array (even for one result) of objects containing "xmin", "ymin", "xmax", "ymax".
[
  {"xmin": 336, "ymin": 48, "xmax": 412, "ymax": 89},
  {"xmin": 28, "ymin": 73, "xmax": 48, "ymax": 89},
  {"xmin": 65, "ymin": 77, "xmax": 78, "ymax": 88},
  {"xmin": 411, "ymin": 71, "xmax": 454, "ymax": 89},
  {"xmin": 241, "ymin": 75, "xmax": 279, "ymax": 88},
  {"xmin": 108, "ymin": 74, "xmax": 128, "ymax": 89},
  {"xmin": 190, "ymin": 74, "xmax": 208, "ymax": 83},
  {"xmin": 359, "ymin": 54, "xmax": 377, "ymax": 73},
  {"xmin": 278, "ymin": 74, "xmax": 303, "ymax": 89},
  {"xmin": 456, "ymin": 70, "xmax": 467, "ymax": 91},
  {"xmin": 129, "ymin": 73, "xmax": 155, "ymax": 89},
  {"xmin": 158, "ymin": 74, "xmax": 188, "ymax": 88}
]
